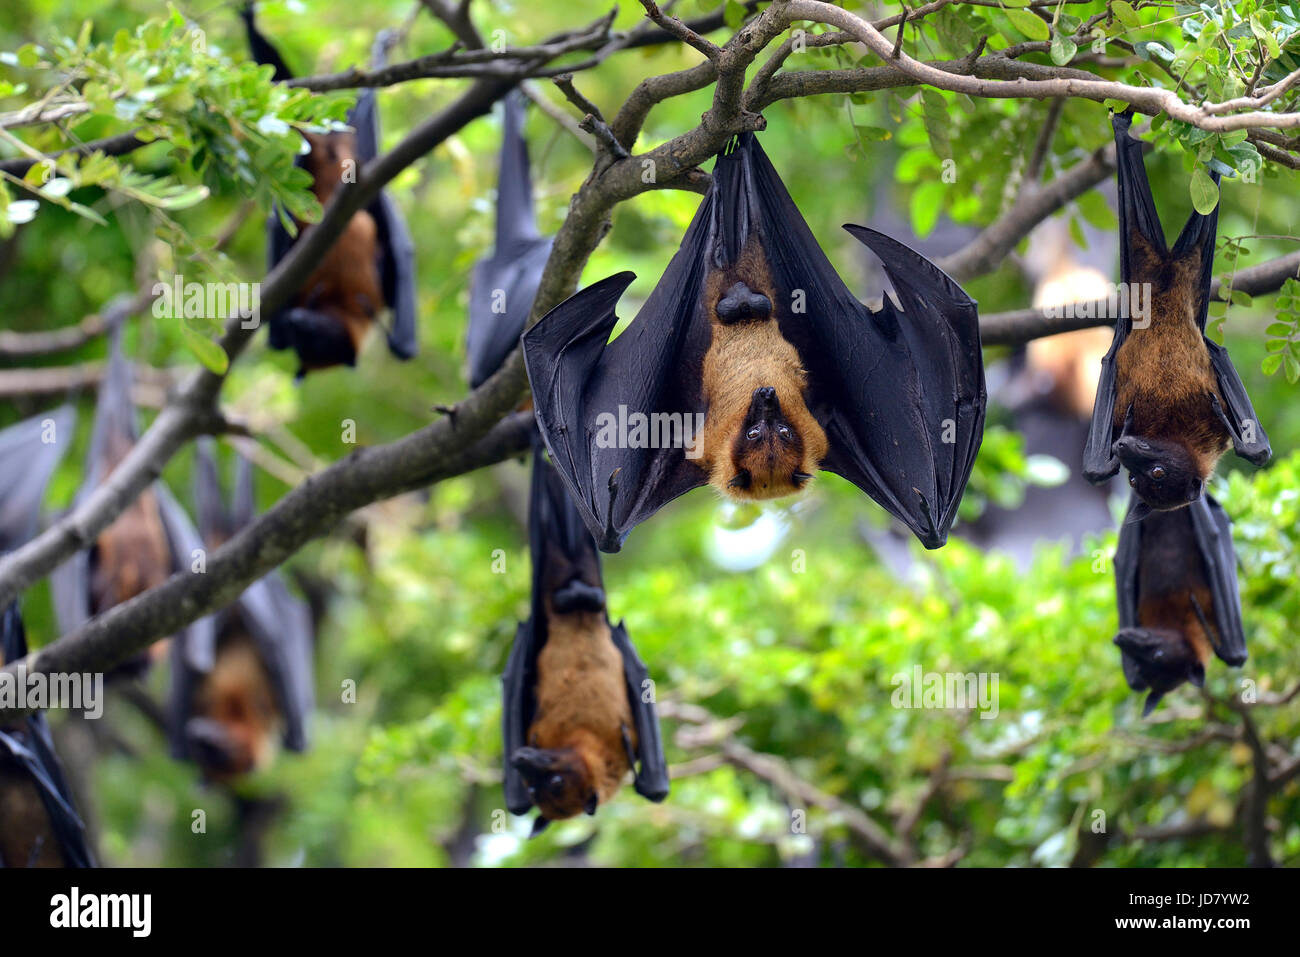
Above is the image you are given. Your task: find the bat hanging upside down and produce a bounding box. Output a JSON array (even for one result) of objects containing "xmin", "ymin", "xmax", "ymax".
[
  {"xmin": 1112, "ymin": 492, "xmax": 1246, "ymax": 715},
  {"xmin": 523, "ymin": 132, "xmax": 986, "ymax": 552},
  {"xmin": 503, "ymin": 443, "xmax": 669, "ymax": 834},
  {"xmin": 1083, "ymin": 111, "xmax": 1269, "ymax": 518}
]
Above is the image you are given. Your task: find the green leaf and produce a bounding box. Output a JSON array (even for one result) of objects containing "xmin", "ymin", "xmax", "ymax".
[
  {"xmin": 182, "ymin": 326, "xmax": 230, "ymax": 374},
  {"xmin": 724, "ymin": 0, "xmax": 747, "ymax": 29},
  {"xmin": 1261, "ymin": 352, "xmax": 1283, "ymax": 375},
  {"xmin": 1189, "ymin": 166, "xmax": 1220, "ymax": 215},
  {"xmin": 1050, "ymin": 33, "xmax": 1078, "ymax": 65},
  {"xmin": 1007, "ymin": 9, "xmax": 1050, "ymax": 41},
  {"xmin": 910, "ymin": 180, "xmax": 946, "ymax": 238},
  {"xmin": 1112, "ymin": 1, "xmax": 1141, "ymax": 29}
]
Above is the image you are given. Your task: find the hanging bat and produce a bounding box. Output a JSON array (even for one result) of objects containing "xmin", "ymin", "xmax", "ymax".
[
  {"xmin": 243, "ymin": 6, "xmax": 418, "ymax": 376},
  {"xmin": 502, "ymin": 440, "xmax": 669, "ymax": 835},
  {"xmin": 523, "ymin": 133, "xmax": 986, "ymax": 553},
  {"xmin": 466, "ymin": 90, "xmax": 554, "ymax": 388},
  {"xmin": 0, "ymin": 602, "xmax": 96, "ymax": 868},
  {"xmin": 1083, "ymin": 111, "xmax": 1269, "ymax": 519},
  {"xmin": 49, "ymin": 328, "xmax": 214, "ymax": 675},
  {"xmin": 1112, "ymin": 491, "xmax": 1246, "ymax": 715},
  {"xmin": 0, "ymin": 406, "xmax": 76, "ymax": 553},
  {"xmin": 167, "ymin": 439, "xmax": 314, "ymax": 781}
]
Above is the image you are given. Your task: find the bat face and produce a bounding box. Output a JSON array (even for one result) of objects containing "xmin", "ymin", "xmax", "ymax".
[
  {"xmin": 0, "ymin": 764, "xmax": 65, "ymax": 867},
  {"xmin": 186, "ymin": 632, "xmax": 282, "ymax": 780},
  {"xmin": 301, "ymin": 130, "xmax": 357, "ymax": 204},
  {"xmin": 511, "ymin": 746, "xmax": 598, "ymax": 821},
  {"xmin": 1116, "ymin": 434, "xmax": 1203, "ymax": 511},
  {"xmin": 1114, "ymin": 627, "xmax": 1205, "ymax": 715},
  {"xmin": 723, "ymin": 386, "xmax": 816, "ymax": 498}
]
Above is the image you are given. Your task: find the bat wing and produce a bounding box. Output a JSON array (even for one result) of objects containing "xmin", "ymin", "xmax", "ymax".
[
  {"xmin": 715, "ymin": 136, "xmax": 984, "ymax": 547},
  {"xmin": 1206, "ymin": 339, "xmax": 1270, "ymax": 464},
  {"xmin": 349, "ymin": 88, "xmax": 418, "ymax": 361},
  {"xmin": 1113, "ymin": 494, "xmax": 1146, "ymax": 690},
  {"xmin": 238, "ymin": 573, "xmax": 315, "ymax": 751},
  {"xmin": 0, "ymin": 406, "xmax": 75, "ymax": 553},
  {"xmin": 155, "ymin": 482, "xmax": 218, "ymax": 662},
  {"xmin": 501, "ymin": 618, "xmax": 539, "ymax": 816},
  {"xmin": 1191, "ymin": 493, "xmax": 1247, "ymax": 666},
  {"xmin": 609, "ymin": 621, "xmax": 669, "ymax": 802},
  {"xmin": 239, "ymin": 3, "xmax": 294, "ymax": 81},
  {"xmin": 0, "ymin": 604, "xmax": 95, "ymax": 867},
  {"xmin": 468, "ymin": 93, "xmax": 553, "ymax": 387},
  {"xmin": 523, "ymin": 270, "xmax": 710, "ymax": 552}
]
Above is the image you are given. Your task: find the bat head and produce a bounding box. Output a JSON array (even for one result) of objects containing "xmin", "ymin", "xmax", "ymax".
[
  {"xmin": 301, "ymin": 130, "xmax": 358, "ymax": 203},
  {"xmin": 187, "ymin": 632, "xmax": 282, "ymax": 781},
  {"xmin": 1114, "ymin": 627, "xmax": 1204, "ymax": 714},
  {"xmin": 723, "ymin": 386, "xmax": 817, "ymax": 500},
  {"xmin": 1114, "ymin": 434, "xmax": 1203, "ymax": 511},
  {"xmin": 511, "ymin": 746, "xmax": 598, "ymax": 822}
]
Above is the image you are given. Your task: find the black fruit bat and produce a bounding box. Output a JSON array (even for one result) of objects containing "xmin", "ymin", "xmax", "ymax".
[
  {"xmin": 49, "ymin": 328, "xmax": 215, "ymax": 673},
  {"xmin": 1083, "ymin": 111, "xmax": 1269, "ymax": 518},
  {"xmin": 1112, "ymin": 492, "xmax": 1246, "ymax": 716},
  {"xmin": 0, "ymin": 412, "xmax": 94, "ymax": 868},
  {"xmin": 466, "ymin": 90, "xmax": 554, "ymax": 387},
  {"xmin": 243, "ymin": 5, "xmax": 418, "ymax": 375},
  {"xmin": 502, "ymin": 441, "xmax": 669, "ymax": 835},
  {"xmin": 0, "ymin": 406, "xmax": 75, "ymax": 553},
  {"xmin": 0, "ymin": 603, "xmax": 96, "ymax": 868},
  {"xmin": 523, "ymin": 133, "xmax": 986, "ymax": 552},
  {"xmin": 167, "ymin": 440, "xmax": 314, "ymax": 780}
]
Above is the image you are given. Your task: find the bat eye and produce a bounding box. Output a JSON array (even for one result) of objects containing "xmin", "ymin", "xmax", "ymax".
[
  {"xmin": 527, "ymin": 786, "xmax": 537, "ymax": 797},
  {"xmin": 777, "ymin": 424, "xmax": 791, "ymax": 439},
  {"xmin": 1150, "ymin": 465, "xmax": 1166, "ymax": 481},
  {"xmin": 549, "ymin": 774, "xmax": 564, "ymax": 790},
  {"xmin": 746, "ymin": 426, "xmax": 762, "ymax": 441},
  {"xmin": 1128, "ymin": 474, "xmax": 1137, "ymax": 488}
]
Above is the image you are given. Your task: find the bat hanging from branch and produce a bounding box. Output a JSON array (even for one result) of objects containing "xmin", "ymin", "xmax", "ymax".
[
  {"xmin": 466, "ymin": 90, "xmax": 554, "ymax": 389},
  {"xmin": 243, "ymin": 4, "xmax": 418, "ymax": 377},
  {"xmin": 167, "ymin": 439, "xmax": 315, "ymax": 781},
  {"xmin": 1112, "ymin": 491, "xmax": 1246, "ymax": 716},
  {"xmin": 523, "ymin": 132, "xmax": 986, "ymax": 553},
  {"xmin": 1083, "ymin": 111, "xmax": 1270, "ymax": 520},
  {"xmin": 0, "ymin": 412, "xmax": 94, "ymax": 868},
  {"xmin": 502, "ymin": 440, "xmax": 669, "ymax": 836},
  {"xmin": 49, "ymin": 326, "xmax": 215, "ymax": 677}
]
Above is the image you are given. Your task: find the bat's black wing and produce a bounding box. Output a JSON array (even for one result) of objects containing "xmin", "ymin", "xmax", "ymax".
[
  {"xmin": 525, "ymin": 133, "xmax": 984, "ymax": 551},
  {"xmin": 351, "ymin": 87, "xmax": 418, "ymax": 361},
  {"xmin": 240, "ymin": 3, "xmax": 294, "ymax": 82},
  {"xmin": 1191, "ymin": 493, "xmax": 1247, "ymax": 666},
  {"xmin": 1113, "ymin": 493, "xmax": 1146, "ymax": 690},
  {"xmin": 0, "ymin": 603, "xmax": 95, "ymax": 868},
  {"xmin": 468, "ymin": 92, "xmax": 554, "ymax": 387},
  {"xmin": 609, "ymin": 621, "xmax": 669, "ymax": 802},
  {"xmin": 1085, "ymin": 111, "xmax": 1268, "ymax": 480},
  {"xmin": 0, "ymin": 406, "xmax": 75, "ymax": 553},
  {"xmin": 501, "ymin": 617, "xmax": 538, "ymax": 816}
]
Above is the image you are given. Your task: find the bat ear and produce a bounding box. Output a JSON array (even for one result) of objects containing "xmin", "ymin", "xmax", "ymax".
[
  {"xmin": 1189, "ymin": 663, "xmax": 1206, "ymax": 688},
  {"xmin": 584, "ymin": 793, "xmax": 599, "ymax": 816},
  {"xmin": 1141, "ymin": 691, "xmax": 1163, "ymax": 717},
  {"xmin": 529, "ymin": 815, "xmax": 551, "ymax": 838},
  {"xmin": 1125, "ymin": 501, "xmax": 1152, "ymax": 525}
]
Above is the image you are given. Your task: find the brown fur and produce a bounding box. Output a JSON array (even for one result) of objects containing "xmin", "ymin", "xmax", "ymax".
[
  {"xmin": 1137, "ymin": 587, "xmax": 1215, "ymax": 666},
  {"xmin": 699, "ymin": 241, "xmax": 828, "ymax": 497},
  {"xmin": 1113, "ymin": 233, "xmax": 1230, "ymax": 479},
  {"xmin": 525, "ymin": 607, "xmax": 634, "ymax": 819},
  {"xmin": 0, "ymin": 763, "xmax": 64, "ymax": 867},
  {"xmin": 293, "ymin": 130, "xmax": 384, "ymax": 368},
  {"xmin": 190, "ymin": 630, "xmax": 282, "ymax": 781}
]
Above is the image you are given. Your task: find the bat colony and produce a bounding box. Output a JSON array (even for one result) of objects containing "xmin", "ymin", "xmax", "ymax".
[{"xmin": 0, "ymin": 8, "xmax": 1277, "ymax": 864}]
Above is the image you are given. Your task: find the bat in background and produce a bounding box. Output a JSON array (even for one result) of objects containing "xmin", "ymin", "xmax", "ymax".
[
  {"xmin": 49, "ymin": 327, "xmax": 215, "ymax": 675},
  {"xmin": 0, "ymin": 603, "xmax": 96, "ymax": 868},
  {"xmin": 168, "ymin": 439, "xmax": 314, "ymax": 781},
  {"xmin": 243, "ymin": 4, "xmax": 417, "ymax": 376},
  {"xmin": 1083, "ymin": 111, "xmax": 1269, "ymax": 519},
  {"xmin": 1112, "ymin": 491, "xmax": 1246, "ymax": 715},
  {"xmin": 524, "ymin": 132, "xmax": 986, "ymax": 553},
  {"xmin": 502, "ymin": 441, "xmax": 669, "ymax": 835},
  {"xmin": 0, "ymin": 412, "xmax": 93, "ymax": 868},
  {"xmin": 466, "ymin": 90, "xmax": 553, "ymax": 388}
]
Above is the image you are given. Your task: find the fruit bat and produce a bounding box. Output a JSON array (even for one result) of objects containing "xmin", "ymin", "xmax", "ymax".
[
  {"xmin": 0, "ymin": 602, "xmax": 96, "ymax": 868},
  {"xmin": 523, "ymin": 133, "xmax": 986, "ymax": 553},
  {"xmin": 1083, "ymin": 111, "xmax": 1269, "ymax": 517},
  {"xmin": 466, "ymin": 91, "xmax": 554, "ymax": 387},
  {"xmin": 167, "ymin": 439, "xmax": 314, "ymax": 780},
  {"xmin": 502, "ymin": 441, "xmax": 669, "ymax": 834},
  {"xmin": 49, "ymin": 328, "xmax": 214, "ymax": 674},
  {"xmin": 243, "ymin": 5, "xmax": 418, "ymax": 376},
  {"xmin": 1112, "ymin": 492, "xmax": 1246, "ymax": 716},
  {"xmin": 0, "ymin": 405, "xmax": 76, "ymax": 553}
]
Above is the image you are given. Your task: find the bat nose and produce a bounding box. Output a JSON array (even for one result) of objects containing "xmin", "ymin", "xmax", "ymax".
[{"xmin": 751, "ymin": 386, "xmax": 779, "ymax": 419}]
